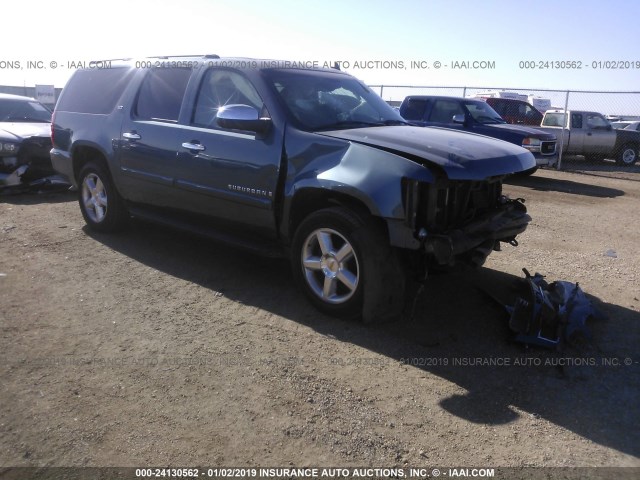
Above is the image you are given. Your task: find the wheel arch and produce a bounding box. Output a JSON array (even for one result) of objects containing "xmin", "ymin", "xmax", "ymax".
[
  {"xmin": 286, "ymin": 187, "xmax": 390, "ymax": 245},
  {"xmin": 71, "ymin": 142, "xmax": 112, "ymax": 183}
]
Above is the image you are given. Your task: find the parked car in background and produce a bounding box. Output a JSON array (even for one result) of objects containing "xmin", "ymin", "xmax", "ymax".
[
  {"xmin": 611, "ymin": 120, "xmax": 640, "ymax": 132},
  {"xmin": 399, "ymin": 95, "xmax": 557, "ymax": 171},
  {"xmin": 51, "ymin": 56, "xmax": 535, "ymax": 322},
  {"xmin": 0, "ymin": 93, "xmax": 62, "ymax": 189},
  {"xmin": 472, "ymin": 91, "xmax": 544, "ymax": 125},
  {"xmin": 482, "ymin": 97, "xmax": 543, "ymax": 126},
  {"xmin": 540, "ymin": 110, "xmax": 640, "ymax": 165}
]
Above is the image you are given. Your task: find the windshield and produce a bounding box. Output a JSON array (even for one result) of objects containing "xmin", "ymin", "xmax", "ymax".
[
  {"xmin": 542, "ymin": 113, "xmax": 566, "ymax": 127},
  {"xmin": 0, "ymin": 98, "xmax": 52, "ymax": 123},
  {"xmin": 263, "ymin": 69, "xmax": 406, "ymax": 131},
  {"xmin": 463, "ymin": 101, "xmax": 505, "ymax": 124}
]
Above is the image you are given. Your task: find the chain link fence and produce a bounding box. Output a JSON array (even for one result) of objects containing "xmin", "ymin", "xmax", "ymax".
[{"xmin": 371, "ymin": 85, "xmax": 640, "ymax": 175}]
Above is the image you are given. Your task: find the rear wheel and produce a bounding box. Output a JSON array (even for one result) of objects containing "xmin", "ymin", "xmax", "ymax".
[
  {"xmin": 78, "ymin": 161, "xmax": 128, "ymax": 232},
  {"xmin": 617, "ymin": 144, "xmax": 638, "ymax": 166},
  {"xmin": 291, "ymin": 207, "xmax": 404, "ymax": 321}
]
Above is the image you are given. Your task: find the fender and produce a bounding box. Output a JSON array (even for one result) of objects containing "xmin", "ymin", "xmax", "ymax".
[{"xmin": 280, "ymin": 129, "xmax": 435, "ymax": 244}]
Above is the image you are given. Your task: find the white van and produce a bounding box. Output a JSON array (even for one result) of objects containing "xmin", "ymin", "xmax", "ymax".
[
  {"xmin": 473, "ymin": 90, "xmax": 528, "ymax": 101},
  {"xmin": 527, "ymin": 96, "xmax": 552, "ymax": 113}
]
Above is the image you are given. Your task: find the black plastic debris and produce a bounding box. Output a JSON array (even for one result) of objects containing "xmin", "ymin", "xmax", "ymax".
[
  {"xmin": 506, "ymin": 268, "xmax": 605, "ymax": 349},
  {"xmin": 0, "ymin": 171, "xmax": 70, "ymax": 194}
]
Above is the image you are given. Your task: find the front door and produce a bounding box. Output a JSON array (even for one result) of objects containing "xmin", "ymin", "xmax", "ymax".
[{"xmin": 173, "ymin": 68, "xmax": 283, "ymax": 237}]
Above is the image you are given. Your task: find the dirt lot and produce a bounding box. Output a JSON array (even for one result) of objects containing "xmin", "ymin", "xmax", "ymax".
[{"xmin": 1, "ymin": 169, "xmax": 639, "ymax": 470}]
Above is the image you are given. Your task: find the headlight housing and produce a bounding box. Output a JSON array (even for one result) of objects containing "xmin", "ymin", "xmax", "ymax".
[{"xmin": 521, "ymin": 137, "xmax": 541, "ymax": 153}]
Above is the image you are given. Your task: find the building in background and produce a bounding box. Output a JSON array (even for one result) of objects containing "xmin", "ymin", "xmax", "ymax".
[{"xmin": 0, "ymin": 85, "xmax": 63, "ymax": 108}]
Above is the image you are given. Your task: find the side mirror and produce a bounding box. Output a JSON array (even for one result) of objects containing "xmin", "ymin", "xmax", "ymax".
[
  {"xmin": 452, "ymin": 114, "xmax": 466, "ymax": 125},
  {"xmin": 216, "ymin": 105, "xmax": 271, "ymax": 135}
]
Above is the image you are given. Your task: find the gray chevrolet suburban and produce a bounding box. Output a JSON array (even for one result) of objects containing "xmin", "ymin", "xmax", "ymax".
[{"xmin": 51, "ymin": 55, "xmax": 535, "ymax": 322}]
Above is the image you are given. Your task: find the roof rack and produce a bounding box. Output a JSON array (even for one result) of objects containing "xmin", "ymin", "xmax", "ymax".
[{"xmin": 148, "ymin": 54, "xmax": 220, "ymax": 59}]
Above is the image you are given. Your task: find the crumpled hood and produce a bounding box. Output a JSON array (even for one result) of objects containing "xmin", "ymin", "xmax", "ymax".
[
  {"xmin": 484, "ymin": 122, "xmax": 557, "ymax": 140},
  {"xmin": 319, "ymin": 126, "xmax": 536, "ymax": 180},
  {"xmin": 0, "ymin": 122, "xmax": 51, "ymax": 141}
]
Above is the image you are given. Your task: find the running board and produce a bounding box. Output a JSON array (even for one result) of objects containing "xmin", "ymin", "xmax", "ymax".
[{"xmin": 127, "ymin": 205, "xmax": 286, "ymax": 258}]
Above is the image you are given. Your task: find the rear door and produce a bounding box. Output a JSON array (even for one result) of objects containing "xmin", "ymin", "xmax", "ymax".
[{"xmin": 117, "ymin": 67, "xmax": 192, "ymax": 206}]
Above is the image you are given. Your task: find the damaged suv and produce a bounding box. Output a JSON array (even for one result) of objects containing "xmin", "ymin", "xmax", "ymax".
[
  {"xmin": 51, "ymin": 56, "xmax": 535, "ymax": 322},
  {"xmin": 0, "ymin": 93, "xmax": 59, "ymax": 189}
]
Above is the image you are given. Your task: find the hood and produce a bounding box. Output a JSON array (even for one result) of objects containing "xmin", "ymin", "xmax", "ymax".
[
  {"xmin": 482, "ymin": 122, "xmax": 556, "ymax": 140},
  {"xmin": 318, "ymin": 126, "xmax": 536, "ymax": 180},
  {"xmin": 0, "ymin": 122, "xmax": 51, "ymax": 141}
]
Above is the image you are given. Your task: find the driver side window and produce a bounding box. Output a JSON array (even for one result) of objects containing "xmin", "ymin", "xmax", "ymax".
[
  {"xmin": 430, "ymin": 100, "xmax": 464, "ymax": 123},
  {"xmin": 192, "ymin": 69, "xmax": 263, "ymax": 129},
  {"xmin": 586, "ymin": 114, "xmax": 609, "ymax": 129}
]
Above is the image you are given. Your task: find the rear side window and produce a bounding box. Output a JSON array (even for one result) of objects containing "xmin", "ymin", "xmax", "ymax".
[
  {"xmin": 57, "ymin": 68, "xmax": 134, "ymax": 114},
  {"xmin": 571, "ymin": 114, "xmax": 583, "ymax": 129},
  {"xmin": 135, "ymin": 68, "xmax": 192, "ymax": 122}
]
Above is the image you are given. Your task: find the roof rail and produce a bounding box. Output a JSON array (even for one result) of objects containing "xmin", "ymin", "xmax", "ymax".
[
  {"xmin": 88, "ymin": 58, "xmax": 132, "ymax": 63},
  {"xmin": 148, "ymin": 54, "xmax": 220, "ymax": 59}
]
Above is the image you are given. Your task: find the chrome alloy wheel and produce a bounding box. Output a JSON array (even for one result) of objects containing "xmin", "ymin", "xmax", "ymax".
[
  {"xmin": 621, "ymin": 147, "xmax": 637, "ymax": 165},
  {"xmin": 301, "ymin": 228, "xmax": 360, "ymax": 304},
  {"xmin": 82, "ymin": 173, "xmax": 108, "ymax": 223}
]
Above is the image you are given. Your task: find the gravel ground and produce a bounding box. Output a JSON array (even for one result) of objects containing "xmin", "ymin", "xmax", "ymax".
[{"xmin": 0, "ymin": 168, "xmax": 639, "ymax": 470}]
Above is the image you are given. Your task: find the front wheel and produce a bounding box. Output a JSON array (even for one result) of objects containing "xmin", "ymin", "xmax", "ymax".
[
  {"xmin": 617, "ymin": 144, "xmax": 638, "ymax": 166},
  {"xmin": 78, "ymin": 161, "xmax": 128, "ymax": 232},
  {"xmin": 291, "ymin": 207, "xmax": 404, "ymax": 321}
]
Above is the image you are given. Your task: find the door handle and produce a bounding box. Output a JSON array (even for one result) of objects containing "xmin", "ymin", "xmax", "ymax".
[
  {"xmin": 122, "ymin": 132, "xmax": 141, "ymax": 140},
  {"xmin": 182, "ymin": 142, "xmax": 205, "ymax": 151}
]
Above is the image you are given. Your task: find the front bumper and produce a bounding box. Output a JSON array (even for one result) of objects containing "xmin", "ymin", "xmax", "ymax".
[
  {"xmin": 533, "ymin": 152, "xmax": 558, "ymax": 167},
  {"xmin": 0, "ymin": 136, "xmax": 67, "ymax": 189},
  {"xmin": 423, "ymin": 198, "xmax": 531, "ymax": 266}
]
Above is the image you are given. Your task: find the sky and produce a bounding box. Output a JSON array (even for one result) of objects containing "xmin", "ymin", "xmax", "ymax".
[{"xmin": 2, "ymin": 0, "xmax": 640, "ymax": 107}]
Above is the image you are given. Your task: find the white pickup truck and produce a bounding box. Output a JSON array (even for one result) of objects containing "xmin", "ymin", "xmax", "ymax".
[{"xmin": 539, "ymin": 110, "xmax": 640, "ymax": 165}]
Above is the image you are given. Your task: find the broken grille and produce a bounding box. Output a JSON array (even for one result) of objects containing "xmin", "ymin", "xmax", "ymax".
[{"xmin": 421, "ymin": 180, "xmax": 503, "ymax": 232}]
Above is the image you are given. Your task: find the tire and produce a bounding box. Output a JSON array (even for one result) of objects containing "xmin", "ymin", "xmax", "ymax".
[
  {"xmin": 78, "ymin": 161, "xmax": 128, "ymax": 232},
  {"xmin": 291, "ymin": 207, "xmax": 405, "ymax": 321},
  {"xmin": 616, "ymin": 144, "xmax": 638, "ymax": 166}
]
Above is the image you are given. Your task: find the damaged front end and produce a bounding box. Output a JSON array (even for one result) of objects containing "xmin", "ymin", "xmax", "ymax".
[
  {"xmin": 0, "ymin": 135, "xmax": 69, "ymax": 192},
  {"xmin": 404, "ymin": 176, "xmax": 531, "ymax": 267}
]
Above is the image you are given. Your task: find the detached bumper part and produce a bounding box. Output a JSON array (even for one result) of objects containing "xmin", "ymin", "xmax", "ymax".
[
  {"xmin": 0, "ymin": 163, "xmax": 70, "ymax": 192},
  {"xmin": 0, "ymin": 164, "xmax": 29, "ymax": 187},
  {"xmin": 507, "ymin": 269, "xmax": 604, "ymax": 349}
]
